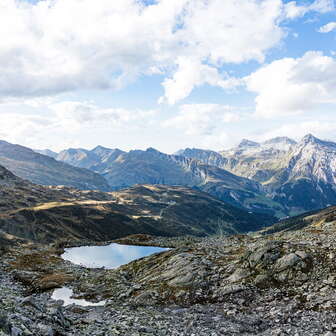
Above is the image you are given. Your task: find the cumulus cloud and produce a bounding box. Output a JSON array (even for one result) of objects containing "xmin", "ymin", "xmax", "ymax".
[
  {"xmin": 162, "ymin": 104, "xmax": 241, "ymax": 136},
  {"xmin": 0, "ymin": 100, "xmax": 156, "ymax": 149},
  {"xmin": 318, "ymin": 21, "xmax": 336, "ymax": 33},
  {"xmin": 245, "ymin": 51, "xmax": 336, "ymax": 118},
  {"xmin": 0, "ymin": 0, "xmax": 332, "ymax": 104},
  {"xmin": 284, "ymin": 0, "xmax": 334, "ymax": 19},
  {"xmin": 50, "ymin": 101, "xmax": 156, "ymax": 131},
  {"xmin": 159, "ymin": 57, "xmax": 242, "ymax": 105}
]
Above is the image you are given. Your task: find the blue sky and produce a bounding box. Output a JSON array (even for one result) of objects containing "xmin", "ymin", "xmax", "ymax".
[{"xmin": 0, "ymin": 0, "xmax": 335, "ymax": 152}]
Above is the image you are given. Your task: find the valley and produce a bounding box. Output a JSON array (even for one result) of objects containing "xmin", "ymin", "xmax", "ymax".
[
  {"xmin": 1, "ymin": 134, "xmax": 336, "ymax": 335},
  {"xmin": 34, "ymin": 134, "xmax": 336, "ymax": 217},
  {"xmin": 1, "ymin": 1, "xmax": 335, "ymax": 334}
]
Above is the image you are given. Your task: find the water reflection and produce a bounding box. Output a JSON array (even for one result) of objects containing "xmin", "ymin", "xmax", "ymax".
[
  {"xmin": 62, "ymin": 243, "xmax": 169, "ymax": 269},
  {"xmin": 52, "ymin": 287, "xmax": 106, "ymax": 306}
]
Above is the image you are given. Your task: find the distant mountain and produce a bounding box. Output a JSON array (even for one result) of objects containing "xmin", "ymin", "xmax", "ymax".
[
  {"xmin": 0, "ymin": 165, "xmax": 276, "ymax": 242},
  {"xmin": 179, "ymin": 135, "xmax": 336, "ymax": 215},
  {"xmin": 45, "ymin": 134, "xmax": 336, "ymax": 216},
  {"xmin": 267, "ymin": 134, "xmax": 336, "ymax": 214},
  {"xmin": 178, "ymin": 137, "xmax": 297, "ymax": 182},
  {"xmin": 175, "ymin": 148, "xmax": 228, "ymax": 168},
  {"xmin": 0, "ymin": 140, "xmax": 110, "ymax": 191},
  {"xmin": 215, "ymin": 137, "xmax": 297, "ymax": 185},
  {"xmin": 55, "ymin": 146, "xmax": 285, "ymax": 216},
  {"xmin": 57, "ymin": 146, "xmax": 125, "ymax": 171},
  {"xmin": 34, "ymin": 149, "xmax": 58, "ymax": 159}
]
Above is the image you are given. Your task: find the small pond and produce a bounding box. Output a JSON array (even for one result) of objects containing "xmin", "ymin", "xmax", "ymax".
[
  {"xmin": 52, "ymin": 287, "xmax": 106, "ymax": 306},
  {"xmin": 61, "ymin": 243, "xmax": 169, "ymax": 269},
  {"xmin": 53, "ymin": 243, "xmax": 169, "ymax": 306}
]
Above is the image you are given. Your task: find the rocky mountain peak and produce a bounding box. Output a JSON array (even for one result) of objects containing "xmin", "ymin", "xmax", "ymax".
[
  {"xmin": 146, "ymin": 147, "xmax": 161, "ymax": 154},
  {"xmin": 91, "ymin": 145, "xmax": 112, "ymax": 154},
  {"xmin": 0, "ymin": 140, "xmax": 111, "ymax": 191},
  {"xmin": 263, "ymin": 137, "xmax": 297, "ymax": 145},
  {"xmin": 301, "ymin": 133, "xmax": 320, "ymax": 145},
  {"xmin": 298, "ymin": 134, "xmax": 336, "ymax": 149},
  {"xmin": 238, "ymin": 139, "xmax": 260, "ymax": 148}
]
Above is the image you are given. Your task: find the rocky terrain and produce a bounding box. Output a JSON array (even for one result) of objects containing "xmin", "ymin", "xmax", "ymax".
[
  {"xmin": 1, "ymin": 213, "xmax": 336, "ymax": 335},
  {"xmin": 0, "ymin": 165, "xmax": 275, "ymax": 242},
  {"xmin": 0, "ymin": 140, "xmax": 110, "ymax": 191}
]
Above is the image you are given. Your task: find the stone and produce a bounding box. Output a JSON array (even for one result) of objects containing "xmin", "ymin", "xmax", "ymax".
[
  {"xmin": 219, "ymin": 284, "xmax": 246, "ymax": 296},
  {"xmin": 11, "ymin": 327, "xmax": 22, "ymax": 336},
  {"xmin": 227, "ymin": 268, "xmax": 251, "ymax": 283},
  {"xmin": 274, "ymin": 253, "xmax": 301, "ymax": 272}
]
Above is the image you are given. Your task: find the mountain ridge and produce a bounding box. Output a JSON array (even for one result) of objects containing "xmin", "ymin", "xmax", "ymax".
[
  {"xmin": 49, "ymin": 146, "xmax": 285, "ymax": 216},
  {"xmin": 0, "ymin": 140, "xmax": 110, "ymax": 191},
  {"xmin": 34, "ymin": 133, "xmax": 336, "ymax": 216}
]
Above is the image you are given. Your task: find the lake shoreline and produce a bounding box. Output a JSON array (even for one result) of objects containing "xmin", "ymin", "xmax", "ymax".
[{"xmin": 1, "ymin": 232, "xmax": 336, "ymax": 335}]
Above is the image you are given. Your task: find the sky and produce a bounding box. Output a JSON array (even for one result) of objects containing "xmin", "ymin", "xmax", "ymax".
[{"xmin": 0, "ymin": 0, "xmax": 335, "ymax": 153}]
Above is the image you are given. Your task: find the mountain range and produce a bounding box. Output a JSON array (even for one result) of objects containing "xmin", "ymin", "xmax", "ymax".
[
  {"xmin": 179, "ymin": 134, "xmax": 336, "ymax": 215},
  {"xmin": 35, "ymin": 133, "xmax": 336, "ymax": 217},
  {"xmin": 0, "ymin": 164, "xmax": 274, "ymax": 242},
  {"xmin": 1, "ymin": 133, "xmax": 334, "ymax": 219},
  {"xmin": 42, "ymin": 146, "xmax": 285, "ymax": 216}
]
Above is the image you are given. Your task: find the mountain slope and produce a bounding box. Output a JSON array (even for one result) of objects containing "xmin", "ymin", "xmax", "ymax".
[
  {"xmin": 55, "ymin": 147, "xmax": 286, "ymax": 216},
  {"xmin": 0, "ymin": 165, "xmax": 276, "ymax": 242},
  {"xmin": 179, "ymin": 135, "xmax": 336, "ymax": 215},
  {"xmin": 267, "ymin": 135, "xmax": 336, "ymax": 214},
  {"xmin": 262, "ymin": 204, "xmax": 336, "ymax": 235},
  {"xmin": 0, "ymin": 140, "xmax": 110, "ymax": 191}
]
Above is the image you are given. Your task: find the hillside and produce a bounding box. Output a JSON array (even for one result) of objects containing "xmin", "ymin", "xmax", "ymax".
[
  {"xmin": 0, "ymin": 140, "xmax": 110, "ymax": 191},
  {"xmin": 262, "ymin": 205, "xmax": 336, "ymax": 235},
  {"xmin": 0, "ymin": 165, "xmax": 276, "ymax": 242}
]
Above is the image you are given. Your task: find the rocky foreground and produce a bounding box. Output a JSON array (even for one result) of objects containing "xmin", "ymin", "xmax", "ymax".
[{"xmin": 1, "ymin": 224, "xmax": 336, "ymax": 335}]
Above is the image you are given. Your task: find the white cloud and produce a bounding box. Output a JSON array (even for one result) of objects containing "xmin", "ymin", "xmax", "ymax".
[
  {"xmin": 245, "ymin": 51, "xmax": 336, "ymax": 118},
  {"xmin": 163, "ymin": 104, "xmax": 241, "ymax": 136},
  {"xmin": 159, "ymin": 57, "xmax": 242, "ymax": 105},
  {"xmin": 255, "ymin": 120, "xmax": 336, "ymax": 142},
  {"xmin": 0, "ymin": 112, "xmax": 54, "ymax": 145},
  {"xmin": 0, "ymin": 100, "xmax": 156, "ymax": 149},
  {"xmin": 309, "ymin": 0, "xmax": 335, "ymax": 13},
  {"xmin": 0, "ymin": 0, "xmax": 332, "ymax": 104},
  {"xmin": 50, "ymin": 101, "xmax": 156, "ymax": 131},
  {"xmin": 318, "ymin": 21, "xmax": 336, "ymax": 33},
  {"xmin": 284, "ymin": 0, "xmax": 334, "ymax": 19}
]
